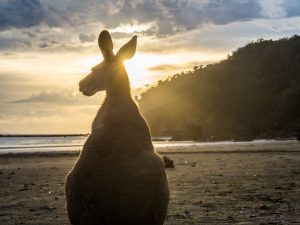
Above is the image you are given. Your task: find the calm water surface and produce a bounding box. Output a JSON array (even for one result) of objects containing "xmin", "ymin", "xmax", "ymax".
[{"xmin": 0, "ymin": 136, "xmax": 299, "ymax": 154}]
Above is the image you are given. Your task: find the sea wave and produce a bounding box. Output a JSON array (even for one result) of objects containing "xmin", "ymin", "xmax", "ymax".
[{"xmin": 0, "ymin": 136, "xmax": 299, "ymax": 154}]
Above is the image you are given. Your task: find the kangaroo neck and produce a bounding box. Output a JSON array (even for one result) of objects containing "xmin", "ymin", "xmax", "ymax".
[
  {"xmin": 91, "ymin": 93, "xmax": 136, "ymax": 133},
  {"xmin": 91, "ymin": 92, "xmax": 154, "ymax": 151}
]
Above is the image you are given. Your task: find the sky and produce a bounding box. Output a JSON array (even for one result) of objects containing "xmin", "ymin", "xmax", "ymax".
[{"xmin": 1, "ymin": 0, "xmax": 300, "ymax": 134}]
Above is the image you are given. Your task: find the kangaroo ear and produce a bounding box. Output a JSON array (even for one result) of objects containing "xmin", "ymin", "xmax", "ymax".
[
  {"xmin": 116, "ymin": 35, "xmax": 137, "ymax": 61},
  {"xmin": 98, "ymin": 30, "xmax": 114, "ymax": 60}
]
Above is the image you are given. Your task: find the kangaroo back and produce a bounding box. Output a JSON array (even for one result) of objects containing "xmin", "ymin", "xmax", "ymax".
[{"xmin": 65, "ymin": 30, "xmax": 169, "ymax": 225}]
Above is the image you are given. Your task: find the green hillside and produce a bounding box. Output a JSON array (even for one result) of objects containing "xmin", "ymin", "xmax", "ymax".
[{"xmin": 139, "ymin": 36, "xmax": 300, "ymax": 141}]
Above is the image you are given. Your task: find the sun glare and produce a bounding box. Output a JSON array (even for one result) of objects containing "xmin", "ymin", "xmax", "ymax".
[
  {"xmin": 124, "ymin": 53, "xmax": 162, "ymax": 87},
  {"xmin": 79, "ymin": 50, "xmax": 225, "ymax": 88},
  {"xmin": 81, "ymin": 53, "xmax": 163, "ymax": 88}
]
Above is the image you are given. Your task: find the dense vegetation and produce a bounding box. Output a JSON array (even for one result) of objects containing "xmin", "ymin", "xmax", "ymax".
[{"xmin": 139, "ymin": 36, "xmax": 300, "ymax": 141}]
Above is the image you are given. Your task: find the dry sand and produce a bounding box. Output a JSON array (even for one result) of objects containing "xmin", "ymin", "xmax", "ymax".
[{"xmin": 0, "ymin": 147, "xmax": 300, "ymax": 225}]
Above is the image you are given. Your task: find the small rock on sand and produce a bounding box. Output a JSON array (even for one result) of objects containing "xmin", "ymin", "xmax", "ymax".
[{"xmin": 163, "ymin": 156, "xmax": 175, "ymax": 168}]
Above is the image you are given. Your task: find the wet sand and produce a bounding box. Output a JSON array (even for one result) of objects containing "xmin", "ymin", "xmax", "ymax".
[{"xmin": 0, "ymin": 148, "xmax": 299, "ymax": 224}]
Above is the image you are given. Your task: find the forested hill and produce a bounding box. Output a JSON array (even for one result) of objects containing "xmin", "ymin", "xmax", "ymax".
[{"xmin": 138, "ymin": 36, "xmax": 300, "ymax": 141}]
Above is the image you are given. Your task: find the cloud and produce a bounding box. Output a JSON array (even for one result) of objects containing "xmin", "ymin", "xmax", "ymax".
[
  {"xmin": 0, "ymin": 71, "xmax": 102, "ymax": 133},
  {"xmin": 0, "ymin": 0, "xmax": 45, "ymax": 30},
  {"xmin": 149, "ymin": 64, "xmax": 182, "ymax": 71},
  {"xmin": 284, "ymin": 0, "xmax": 300, "ymax": 17},
  {"xmin": 259, "ymin": 0, "xmax": 300, "ymax": 18},
  {"xmin": 79, "ymin": 33, "xmax": 96, "ymax": 43},
  {"xmin": 11, "ymin": 89, "xmax": 103, "ymax": 106},
  {"xmin": 111, "ymin": 31, "xmax": 137, "ymax": 39},
  {"xmin": 0, "ymin": 0, "xmax": 299, "ymax": 36},
  {"xmin": 1, "ymin": 0, "xmax": 300, "ymax": 52},
  {"xmin": 149, "ymin": 61, "xmax": 216, "ymax": 72},
  {"xmin": 154, "ymin": 0, "xmax": 262, "ymax": 35},
  {"xmin": 0, "ymin": 0, "xmax": 74, "ymax": 32},
  {"xmin": 0, "ymin": 99, "xmax": 99, "ymax": 134},
  {"xmin": 1, "ymin": 0, "xmax": 300, "ymax": 134},
  {"xmin": 0, "ymin": 36, "xmax": 29, "ymax": 50},
  {"xmin": 39, "ymin": 43, "xmax": 48, "ymax": 48},
  {"xmin": 91, "ymin": 0, "xmax": 263, "ymax": 36}
]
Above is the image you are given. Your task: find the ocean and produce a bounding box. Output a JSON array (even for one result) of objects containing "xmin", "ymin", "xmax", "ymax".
[
  {"xmin": 0, "ymin": 135, "xmax": 203, "ymax": 154},
  {"xmin": 0, "ymin": 135, "xmax": 299, "ymax": 154}
]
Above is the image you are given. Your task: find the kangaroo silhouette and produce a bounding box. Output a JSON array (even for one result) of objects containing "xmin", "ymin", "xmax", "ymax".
[{"xmin": 65, "ymin": 30, "xmax": 169, "ymax": 225}]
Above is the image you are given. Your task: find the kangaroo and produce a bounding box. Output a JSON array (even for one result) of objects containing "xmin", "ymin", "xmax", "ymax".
[{"xmin": 65, "ymin": 30, "xmax": 169, "ymax": 225}]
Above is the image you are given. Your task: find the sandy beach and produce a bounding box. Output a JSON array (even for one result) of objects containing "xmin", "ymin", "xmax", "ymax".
[{"xmin": 0, "ymin": 145, "xmax": 300, "ymax": 225}]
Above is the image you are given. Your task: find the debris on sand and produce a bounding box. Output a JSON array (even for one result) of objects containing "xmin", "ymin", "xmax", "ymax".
[{"xmin": 163, "ymin": 156, "xmax": 175, "ymax": 168}]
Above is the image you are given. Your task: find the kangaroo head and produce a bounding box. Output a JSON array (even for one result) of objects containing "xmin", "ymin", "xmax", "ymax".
[{"xmin": 79, "ymin": 30, "xmax": 137, "ymax": 96}]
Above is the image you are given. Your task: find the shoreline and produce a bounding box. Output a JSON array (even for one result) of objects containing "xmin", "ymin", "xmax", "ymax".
[
  {"xmin": 0, "ymin": 140, "xmax": 300, "ymax": 156},
  {"xmin": 1, "ymin": 149, "xmax": 300, "ymax": 158}
]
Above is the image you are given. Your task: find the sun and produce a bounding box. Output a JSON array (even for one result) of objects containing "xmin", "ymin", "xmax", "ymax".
[
  {"xmin": 81, "ymin": 53, "xmax": 163, "ymax": 88},
  {"xmin": 124, "ymin": 53, "xmax": 160, "ymax": 87}
]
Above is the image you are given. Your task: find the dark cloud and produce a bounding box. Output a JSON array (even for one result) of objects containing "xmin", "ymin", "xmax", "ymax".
[
  {"xmin": 0, "ymin": 37, "xmax": 22, "ymax": 49},
  {"xmin": 0, "ymin": 0, "xmax": 300, "ymax": 51},
  {"xmin": 95, "ymin": 0, "xmax": 264, "ymax": 36},
  {"xmin": 79, "ymin": 33, "xmax": 96, "ymax": 43},
  {"xmin": 23, "ymin": 39, "xmax": 32, "ymax": 47},
  {"xmin": 39, "ymin": 43, "xmax": 48, "ymax": 48},
  {"xmin": 201, "ymin": 0, "xmax": 262, "ymax": 25},
  {"xmin": 284, "ymin": 0, "xmax": 300, "ymax": 17},
  {"xmin": 1, "ymin": 0, "xmax": 300, "ymax": 35},
  {"xmin": 22, "ymin": 31, "xmax": 37, "ymax": 38},
  {"xmin": 0, "ymin": 0, "xmax": 45, "ymax": 30},
  {"xmin": 0, "ymin": 0, "xmax": 72, "ymax": 31}
]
